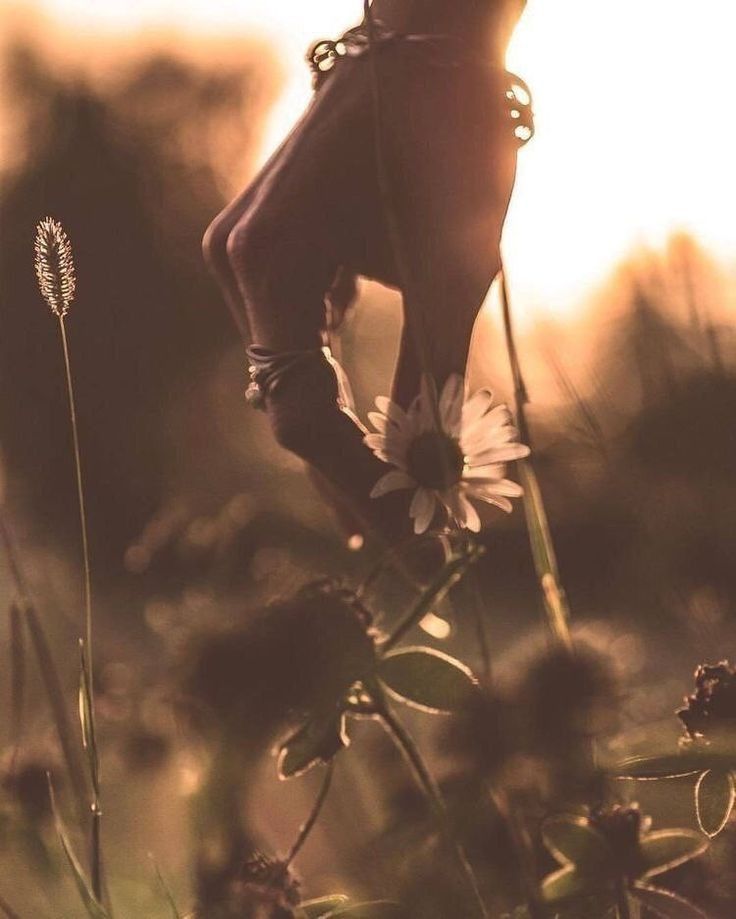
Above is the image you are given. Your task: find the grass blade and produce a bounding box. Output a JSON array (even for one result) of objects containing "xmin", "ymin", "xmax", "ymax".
[
  {"xmin": 518, "ymin": 459, "xmax": 572, "ymax": 650},
  {"xmin": 151, "ymin": 858, "xmax": 182, "ymax": 919},
  {"xmin": 47, "ymin": 775, "xmax": 109, "ymax": 919},
  {"xmin": 25, "ymin": 604, "xmax": 89, "ymax": 830},
  {"xmin": 78, "ymin": 640, "xmax": 100, "ymax": 799},
  {"xmin": 78, "ymin": 640, "xmax": 103, "ymax": 902},
  {"xmin": 0, "ymin": 893, "xmax": 23, "ymax": 919},
  {"xmin": 8, "ymin": 602, "xmax": 26, "ymax": 762}
]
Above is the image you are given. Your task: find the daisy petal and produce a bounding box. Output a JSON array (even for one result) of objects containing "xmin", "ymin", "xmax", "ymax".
[
  {"xmin": 375, "ymin": 397, "xmax": 408, "ymax": 428},
  {"xmin": 363, "ymin": 433, "xmax": 388, "ymax": 451},
  {"xmin": 463, "ymin": 424, "xmax": 517, "ymax": 456},
  {"xmin": 466, "ymin": 477, "xmax": 523, "ymax": 497},
  {"xmin": 459, "ymin": 493, "xmax": 481, "ymax": 532},
  {"xmin": 373, "ymin": 449, "xmax": 408, "ymax": 470},
  {"xmin": 410, "ymin": 487, "xmax": 436, "ymax": 535},
  {"xmin": 463, "ymin": 463, "xmax": 505, "ymax": 480},
  {"xmin": 367, "ymin": 411, "xmax": 389, "ymax": 433},
  {"xmin": 461, "ymin": 389, "xmax": 494, "ymax": 427},
  {"xmin": 471, "ymin": 443, "xmax": 530, "ymax": 465},
  {"xmin": 489, "ymin": 478, "xmax": 523, "ymax": 497},
  {"xmin": 460, "ymin": 405, "xmax": 515, "ymax": 453},
  {"xmin": 469, "ymin": 490, "xmax": 514, "ymax": 514},
  {"xmin": 370, "ymin": 470, "xmax": 415, "ymax": 498},
  {"xmin": 440, "ymin": 374, "xmax": 464, "ymax": 436}
]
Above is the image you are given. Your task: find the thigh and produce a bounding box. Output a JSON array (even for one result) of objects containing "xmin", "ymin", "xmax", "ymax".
[{"xmin": 230, "ymin": 59, "xmax": 380, "ymax": 350}]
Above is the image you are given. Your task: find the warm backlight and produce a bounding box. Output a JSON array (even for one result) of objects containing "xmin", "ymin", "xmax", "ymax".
[{"xmin": 15, "ymin": 0, "xmax": 736, "ymax": 321}]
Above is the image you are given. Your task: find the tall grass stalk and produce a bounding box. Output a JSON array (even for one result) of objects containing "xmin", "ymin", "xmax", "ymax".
[
  {"xmin": 34, "ymin": 217, "xmax": 103, "ymax": 901},
  {"xmin": 376, "ymin": 697, "xmax": 490, "ymax": 919},
  {"xmin": 0, "ymin": 512, "xmax": 89, "ymax": 828},
  {"xmin": 499, "ymin": 273, "xmax": 572, "ymax": 650},
  {"xmin": 8, "ymin": 602, "xmax": 25, "ymax": 767},
  {"xmin": 151, "ymin": 859, "xmax": 183, "ymax": 919},
  {"xmin": 0, "ymin": 892, "xmax": 23, "ymax": 919},
  {"xmin": 284, "ymin": 760, "xmax": 335, "ymax": 868},
  {"xmin": 382, "ymin": 541, "xmax": 483, "ymax": 652}
]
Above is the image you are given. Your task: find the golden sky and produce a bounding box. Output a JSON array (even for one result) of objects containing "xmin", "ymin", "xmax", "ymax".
[{"xmin": 5, "ymin": 0, "xmax": 736, "ymax": 324}]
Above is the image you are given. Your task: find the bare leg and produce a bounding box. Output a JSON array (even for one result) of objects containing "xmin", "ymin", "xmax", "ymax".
[{"xmin": 213, "ymin": 49, "xmax": 517, "ymax": 540}]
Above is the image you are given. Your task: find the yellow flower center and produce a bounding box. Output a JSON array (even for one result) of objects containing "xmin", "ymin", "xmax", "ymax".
[{"xmin": 406, "ymin": 432, "xmax": 464, "ymax": 491}]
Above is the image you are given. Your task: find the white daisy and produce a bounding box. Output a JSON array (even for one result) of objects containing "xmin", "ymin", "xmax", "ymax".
[{"xmin": 365, "ymin": 374, "xmax": 530, "ymax": 535}]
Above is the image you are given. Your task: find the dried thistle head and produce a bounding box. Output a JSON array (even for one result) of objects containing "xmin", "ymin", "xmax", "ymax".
[
  {"xmin": 678, "ymin": 661, "xmax": 736, "ymax": 744},
  {"xmin": 34, "ymin": 217, "xmax": 76, "ymax": 318}
]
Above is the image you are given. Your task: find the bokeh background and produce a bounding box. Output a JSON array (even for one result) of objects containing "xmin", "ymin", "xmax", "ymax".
[{"xmin": 2, "ymin": 0, "xmax": 736, "ymax": 915}]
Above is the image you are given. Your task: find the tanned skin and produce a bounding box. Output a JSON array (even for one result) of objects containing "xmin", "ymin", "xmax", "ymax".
[{"xmin": 202, "ymin": 1, "xmax": 526, "ymax": 540}]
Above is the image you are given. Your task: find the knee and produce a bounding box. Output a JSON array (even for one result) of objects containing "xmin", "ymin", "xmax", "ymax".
[
  {"xmin": 201, "ymin": 213, "xmax": 229, "ymax": 274},
  {"xmin": 225, "ymin": 211, "xmax": 274, "ymax": 283}
]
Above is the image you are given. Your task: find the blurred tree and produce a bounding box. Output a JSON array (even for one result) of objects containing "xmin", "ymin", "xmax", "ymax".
[{"xmin": 0, "ymin": 38, "xmax": 276, "ymax": 583}]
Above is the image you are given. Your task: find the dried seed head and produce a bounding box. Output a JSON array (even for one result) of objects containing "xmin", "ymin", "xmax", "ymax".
[
  {"xmin": 678, "ymin": 661, "xmax": 736, "ymax": 743},
  {"xmin": 34, "ymin": 217, "xmax": 76, "ymax": 318}
]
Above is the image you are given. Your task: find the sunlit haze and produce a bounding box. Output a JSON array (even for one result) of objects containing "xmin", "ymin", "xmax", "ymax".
[{"xmin": 7, "ymin": 0, "xmax": 736, "ymax": 322}]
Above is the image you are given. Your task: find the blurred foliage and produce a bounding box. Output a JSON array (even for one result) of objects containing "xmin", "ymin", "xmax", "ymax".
[{"xmin": 2, "ymin": 25, "xmax": 736, "ymax": 919}]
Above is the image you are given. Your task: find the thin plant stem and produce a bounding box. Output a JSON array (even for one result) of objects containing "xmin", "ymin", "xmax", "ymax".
[
  {"xmin": 0, "ymin": 892, "xmax": 23, "ymax": 919},
  {"xmin": 58, "ymin": 318, "xmax": 93, "ymax": 684},
  {"xmin": 381, "ymin": 544, "xmax": 481, "ymax": 653},
  {"xmin": 0, "ymin": 513, "xmax": 31, "ymax": 600},
  {"xmin": 8, "ymin": 602, "xmax": 25, "ymax": 767},
  {"xmin": 151, "ymin": 859, "xmax": 182, "ymax": 919},
  {"xmin": 488, "ymin": 788, "xmax": 547, "ymax": 919},
  {"xmin": 23, "ymin": 604, "xmax": 89, "ymax": 830},
  {"xmin": 358, "ymin": 531, "xmax": 448, "ymax": 599},
  {"xmin": 615, "ymin": 881, "xmax": 631, "ymax": 919},
  {"xmin": 377, "ymin": 700, "xmax": 489, "ymax": 919},
  {"xmin": 58, "ymin": 317, "xmax": 102, "ymax": 902},
  {"xmin": 284, "ymin": 760, "xmax": 335, "ymax": 868},
  {"xmin": 499, "ymin": 273, "xmax": 572, "ymax": 650},
  {"xmin": 0, "ymin": 509, "xmax": 90, "ymax": 830}
]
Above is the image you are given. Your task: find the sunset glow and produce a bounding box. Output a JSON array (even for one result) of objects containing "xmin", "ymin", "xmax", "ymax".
[{"xmin": 6, "ymin": 0, "xmax": 736, "ymax": 322}]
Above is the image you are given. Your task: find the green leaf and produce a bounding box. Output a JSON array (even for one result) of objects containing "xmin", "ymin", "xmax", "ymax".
[
  {"xmin": 542, "ymin": 816, "xmax": 611, "ymax": 873},
  {"xmin": 640, "ymin": 830, "xmax": 708, "ymax": 878},
  {"xmin": 323, "ymin": 902, "xmax": 405, "ymax": 918},
  {"xmin": 377, "ymin": 647, "xmax": 478, "ymax": 714},
  {"xmin": 612, "ymin": 753, "xmax": 706, "ymax": 779},
  {"xmin": 300, "ymin": 896, "xmax": 349, "ymax": 918},
  {"xmin": 630, "ymin": 884, "xmax": 708, "ymax": 919},
  {"xmin": 695, "ymin": 768, "xmax": 735, "ymax": 837},
  {"xmin": 541, "ymin": 866, "xmax": 601, "ymax": 905},
  {"xmin": 278, "ymin": 713, "xmax": 348, "ymax": 779},
  {"xmin": 47, "ymin": 776, "xmax": 109, "ymax": 919}
]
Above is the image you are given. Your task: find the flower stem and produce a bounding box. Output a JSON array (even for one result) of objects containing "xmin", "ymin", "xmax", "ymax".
[
  {"xmin": 377, "ymin": 699, "xmax": 490, "ymax": 919},
  {"xmin": 58, "ymin": 317, "xmax": 102, "ymax": 902},
  {"xmin": 615, "ymin": 881, "xmax": 631, "ymax": 919},
  {"xmin": 284, "ymin": 760, "xmax": 335, "ymax": 868},
  {"xmin": 381, "ymin": 543, "xmax": 481, "ymax": 653}
]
